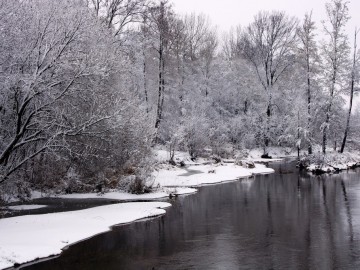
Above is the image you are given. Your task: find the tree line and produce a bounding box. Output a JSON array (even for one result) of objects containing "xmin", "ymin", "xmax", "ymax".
[{"xmin": 0, "ymin": 0, "xmax": 359, "ymax": 199}]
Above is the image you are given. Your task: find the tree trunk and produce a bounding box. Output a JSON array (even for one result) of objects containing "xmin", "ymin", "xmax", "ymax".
[
  {"xmin": 143, "ymin": 48, "xmax": 148, "ymax": 114},
  {"xmin": 322, "ymin": 107, "xmax": 330, "ymax": 154},
  {"xmin": 340, "ymin": 83, "xmax": 354, "ymax": 153},
  {"xmin": 322, "ymin": 66, "xmax": 337, "ymax": 154},
  {"xmin": 264, "ymin": 92, "xmax": 272, "ymax": 148},
  {"xmin": 340, "ymin": 29, "xmax": 358, "ymax": 153},
  {"xmin": 297, "ymin": 111, "xmax": 300, "ymax": 163},
  {"xmin": 307, "ymin": 57, "xmax": 312, "ymax": 155},
  {"xmin": 155, "ymin": 39, "xmax": 164, "ymax": 129},
  {"xmin": 265, "ymin": 103, "xmax": 271, "ymax": 147}
]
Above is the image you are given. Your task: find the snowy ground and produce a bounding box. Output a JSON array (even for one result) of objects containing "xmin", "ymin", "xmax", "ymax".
[
  {"xmin": 3, "ymin": 205, "xmax": 47, "ymax": 211},
  {"xmin": 154, "ymin": 148, "xmax": 286, "ymax": 165},
  {"xmin": 154, "ymin": 149, "xmax": 209, "ymax": 165},
  {"xmin": 0, "ymin": 149, "xmax": 277, "ymax": 269},
  {"xmin": 0, "ymin": 202, "xmax": 170, "ymax": 269},
  {"xmin": 6, "ymin": 149, "xmax": 277, "ymax": 204},
  {"xmin": 2, "ymin": 191, "xmax": 44, "ymax": 204},
  {"xmin": 247, "ymin": 147, "xmax": 295, "ymax": 160},
  {"xmin": 303, "ymin": 151, "xmax": 360, "ymax": 174},
  {"xmin": 57, "ymin": 187, "xmax": 197, "ymax": 200},
  {"xmin": 153, "ymin": 163, "xmax": 274, "ymax": 187}
]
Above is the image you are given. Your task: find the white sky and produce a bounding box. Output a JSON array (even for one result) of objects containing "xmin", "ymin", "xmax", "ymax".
[{"xmin": 170, "ymin": 0, "xmax": 360, "ymax": 39}]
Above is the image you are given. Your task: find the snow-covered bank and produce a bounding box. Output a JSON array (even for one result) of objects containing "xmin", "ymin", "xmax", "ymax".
[
  {"xmin": 51, "ymin": 162, "xmax": 273, "ymax": 201},
  {"xmin": 57, "ymin": 187, "xmax": 197, "ymax": 200},
  {"xmin": 154, "ymin": 147, "xmax": 286, "ymax": 166},
  {"xmin": 2, "ymin": 187, "xmax": 197, "ymax": 206},
  {"xmin": 153, "ymin": 163, "xmax": 274, "ymax": 187},
  {"xmin": 12, "ymin": 150, "xmax": 276, "ymax": 202},
  {"xmin": 0, "ymin": 202, "xmax": 170, "ymax": 270},
  {"xmin": 0, "ymin": 150, "xmax": 277, "ymax": 269},
  {"xmin": 247, "ymin": 147, "xmax": 293, "ymax": 160},
  {"xmin": 3, "ymin": 205, "xmax": 47, "ymax": 211},
  {"xmin": 301, "ymin": 151, "xmax": 360, "ymax": 174}
]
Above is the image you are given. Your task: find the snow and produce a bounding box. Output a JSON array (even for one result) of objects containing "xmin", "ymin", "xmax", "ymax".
[
  {"xmin": 3, "ymin": 191, "xmax": 45, "ymax": 204},
  {"xmin": 0, "ymin": 202, "xmax": 171, "ymax": 269},
  {"xmin": 304, "ymin": 151, "xmax": 360, "ymax": 174},
  {"xmin": 163, "ymin": 187, "xmax": 198, "ymax": 195},
  {"xmin": 246, "ymin": 158, "xmax": 283, "ymax": 162},
  {"xmin": 0, "ymin": 149, "xmax": 276, "ymax": 269},
  {"xmin": 4, "ymin": 205, "xmax": 47, "ymax": 211},
  {"xmin": 307, "ymin": 163, "xmax": 359, "ymax": 174},
  {"xmin": 154, "ymin": 149, "xmax": 207, "ymax": 165},
  {"xmin": 248, "ymin": 147, "xmax": 297, "ymax": 159},
  {"xmin": 58, "ymin": 191, "xmax": 169, "ymax": 200},
  {"xmin": 57, "ymin": 188, "xmax": 197, "ymax": 200},
  {"xmin": 153, "ymin": 149, "xmax": 275, "ymax": 188},
  {"xmin": 153, "ymin": 163, "xmax": 274, "ymax": 187}
]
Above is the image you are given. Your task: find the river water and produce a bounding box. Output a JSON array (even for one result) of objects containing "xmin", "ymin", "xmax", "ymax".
[{"xmin": 23, "ymin": 160, "xmax": 360, "ymax": 270}]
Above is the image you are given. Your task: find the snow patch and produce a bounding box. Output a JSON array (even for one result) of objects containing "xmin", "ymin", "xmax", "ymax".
[
  {"xmin": 57, "ymin": 188, "xmax": 197, "ymax": 200},
  {"xmin": 0, "ymin": 202, "xmax": 170, "ymax": 269},
  {"xmin": 303, "ymin": 151, "xmax": 360, "ymax": 174},
  {"xmin": 4, "ymin": 205, "xmax": 47, "ymax": 211},
  {"xmin": 57, "ymin": 191, "xmax": 169, "ymax": 200},
  {"xmin": 153, "ymin": 163, "xmax": 274, "ymax": 187}
]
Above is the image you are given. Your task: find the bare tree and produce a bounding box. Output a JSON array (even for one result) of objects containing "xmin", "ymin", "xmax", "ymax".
[
  {"xmin": 147, "ymin": 1, "xmax": 174, "ymax": 130},
  {"xmin": 198, "ymin": 25, "xmax": 218, "ymax": 97},
  {"xmin": 240, "ymin": 11, "xmax": 298, "ymax": 150},
  {"xmin": 321, "ymin": 0, "xmax": 350, "ymax": 154},
  {"xmin": 181, "ymin": 13, "xmax": 218, "ymax": 97},
  {"xmin": 340, "ymin": 28, "xmax": 359, "ymax": 153},
  {"xmin": 0, "ymin": 0, "xmax": 122, "ymax": 185},
  {"xmin": 184, "ymin": 14, "xmax": 213, "ymax": 61},
  {"xmin": 297, "ymin": 12, "xmax": 319, "ymax": 154},
  {"xmin": 88, "ymin": 0, "xmax": 147, "ymax": 37}
]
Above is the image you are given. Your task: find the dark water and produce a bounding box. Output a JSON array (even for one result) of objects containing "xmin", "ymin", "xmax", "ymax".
[
  {"xmin": 1, "ymin": 198, "xmax": 121, "ymax": 218},
  {"xmin": 2, "ymin": 197, "xmax": 168, "ymax": 218},
  {"xmin": 23, "ymin": 161, "xmax": 360, "ymax": 270}
]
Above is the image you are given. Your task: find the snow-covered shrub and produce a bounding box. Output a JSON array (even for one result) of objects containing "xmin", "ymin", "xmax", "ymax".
[
  {"xmin": 235, "ymin": 149, "xmax": 250, "ymax": 159},
  {"xmin": 0, "ymin": 179, "xmax": 31, "ymax": 202},
  {"xmin": 235, "ymin": 159, "xmax": 255, "ymax": 168},
  {"xmin": 127, "ymin": 174, "xmax": 153, "ymax": 194},
  {"xmin": 0, "ymin": 0, "xmax": 154, "ymax": 198},
  {"xmin": 183, "ymin": 114, "xmax": 210, "ymax": 159}
]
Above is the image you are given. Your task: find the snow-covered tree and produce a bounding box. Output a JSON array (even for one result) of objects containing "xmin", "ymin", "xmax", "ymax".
[
  {"xmin": 320, "ymin": 0, "xmax": 350, "ymax": 154},
  {"xmin": 297, "ymin": 12, "xmax": 319, "ymax": 154},
  {"xmin": 340, "ymin": 28, "xmax": 359, "ymax": 152},
  {"xmin": 239, "ymin": 11, "xmax": 298, "ymax": 151}
]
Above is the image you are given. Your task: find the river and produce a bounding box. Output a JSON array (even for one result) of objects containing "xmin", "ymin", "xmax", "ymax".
[{"xmin": 21, "ymin": 160, "xmax": 360, "ymax": 269}]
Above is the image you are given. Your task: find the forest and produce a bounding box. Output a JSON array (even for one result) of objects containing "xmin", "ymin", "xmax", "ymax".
[{"xmin": 0, "ymin": 0, "xmax": 359, "ymax": 201}]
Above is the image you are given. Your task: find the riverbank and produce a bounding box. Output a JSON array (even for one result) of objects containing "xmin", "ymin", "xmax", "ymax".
[
  {"xmin": 1, "ymin": 161, "xmax": 275, "ymax": 215},
  {"xmin": 0, "ymin": 150, "xmax": 279, "ymax": 269},
  {"xmin": 153, "ymin": 163, "xmax": 274, "ymax": 187},
  {"xmin": 0, "ymin": 202, "xmax": 171, "ymax": 270},
  {"xmin": 300, "ymin": 151, "xmax": 360, "ymax": 174}
]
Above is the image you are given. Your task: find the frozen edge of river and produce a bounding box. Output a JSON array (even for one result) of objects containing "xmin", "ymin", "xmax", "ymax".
[
  {"xmin": 0, "ymin": 202, "xmax": 171, "ymax": 270},
  {"xmin": 0, "ymin": 162, "xmax": 276, "ymax": 270},
  {"xmin": 153, "ymin": 163, "xmax": 275, "ymax": 188}
]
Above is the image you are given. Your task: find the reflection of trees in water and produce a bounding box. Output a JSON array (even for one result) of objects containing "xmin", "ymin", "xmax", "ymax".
[
  {"xmin": 341, "ymin": 179, "xmax": 354, "ymax": 242},
  {"xmin": 320, "ymin": 176, "xmax": 337, "ymax": 269},
  {"xmin": 24, "ymin": 164, "xmax": 360, "ymax": 270},
  {"xmin": 340, "ymin": 178, "xmax": 358, "ymax": 266},
  {"xmin": 250, "ymin": 162, "xmax": 360, "ymax": 269}
]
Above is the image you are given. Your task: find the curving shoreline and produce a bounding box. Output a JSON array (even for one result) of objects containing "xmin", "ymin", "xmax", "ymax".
[
  {"xmin": 0, "ymin": 202, "xmax": 171, "ymax": 270},
  {"xmin": 0, "ymin": 161, "xmax": 276, "ymax": 270}
]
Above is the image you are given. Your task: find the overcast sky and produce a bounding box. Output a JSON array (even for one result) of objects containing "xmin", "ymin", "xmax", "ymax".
[{"xmin": 171, "ymin": 0, "xmax": 360, "ymax": 39}]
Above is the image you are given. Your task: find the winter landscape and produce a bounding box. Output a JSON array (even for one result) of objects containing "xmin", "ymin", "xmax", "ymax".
[{"xmin": 1, "ymin": 0, "xmax": 360, "ymax": 269}]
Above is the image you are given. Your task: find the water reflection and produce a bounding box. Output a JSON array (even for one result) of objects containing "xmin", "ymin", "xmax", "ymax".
[{"xmin": 24, "ymin": 162, "xmax": 360, "ymax": 270}]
